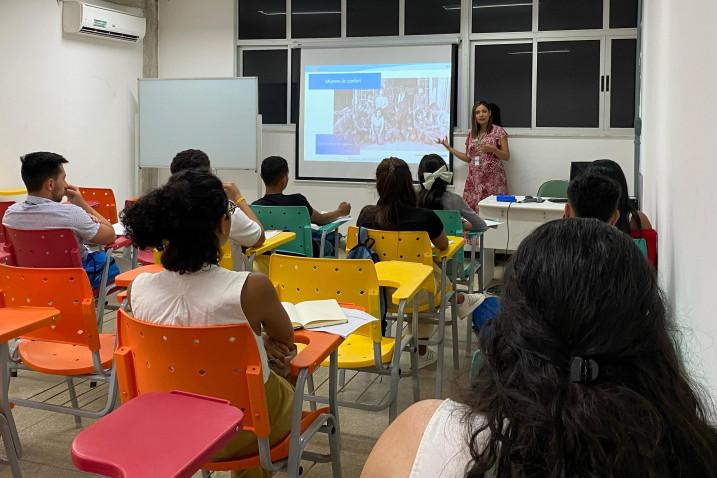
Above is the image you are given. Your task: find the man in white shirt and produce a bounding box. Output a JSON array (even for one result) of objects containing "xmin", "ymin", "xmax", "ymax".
[
  {"xmin": 3, "ymin": 152, "xmax": 116, "ymax": 258},
  {"xmin": 170, "ymin": 149, "xmax": 264, "ymax": 271}
]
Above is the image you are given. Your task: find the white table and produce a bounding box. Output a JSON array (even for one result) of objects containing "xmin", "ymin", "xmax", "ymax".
[{"xmin": 478, "ymin": 195, "xmax": 566, "ymax": 284}]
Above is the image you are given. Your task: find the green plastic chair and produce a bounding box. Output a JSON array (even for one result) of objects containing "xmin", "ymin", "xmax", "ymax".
[
  {"xmin": 250, "ymin": 205, "xmax": 347, "ymax": 258},
  {"xmin": 537, "ymin": 180, "xmax": 569, "ymax": 198},
  {"xmin": 634, "ymin": 238, "xmax": 648, "ymax": 258}
]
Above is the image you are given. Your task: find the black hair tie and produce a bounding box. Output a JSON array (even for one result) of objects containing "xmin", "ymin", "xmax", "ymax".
[{"xmin": 570, "ymin": 356, "xmax": 599, "ymax": 384}]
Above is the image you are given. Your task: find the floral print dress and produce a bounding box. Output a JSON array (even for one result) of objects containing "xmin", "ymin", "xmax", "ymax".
[{"xmin": 463, "ymin": 125, "xmax": 509, "ymax": 211}]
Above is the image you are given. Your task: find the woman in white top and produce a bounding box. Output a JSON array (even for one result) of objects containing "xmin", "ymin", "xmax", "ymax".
[
  {"xmin": 122, "ymin": 169, "xmax": 295, "ymax": 478},
  {"xmin": 363, "ymin": 219, "xmax": 717, "ymax": 477}
]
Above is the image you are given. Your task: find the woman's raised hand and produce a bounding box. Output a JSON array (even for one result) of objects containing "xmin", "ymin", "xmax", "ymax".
[{"xmin": 434, "ymin": 137, "xmax": 450, "ymax": 149}]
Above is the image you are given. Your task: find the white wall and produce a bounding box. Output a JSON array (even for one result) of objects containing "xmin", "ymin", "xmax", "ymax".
[
  {"xmin": 156, "ymin": 0, "xmax": 634, "ymax": 217},
  {"xmin": 642, "ymin": 1, "xmax": 717, "ymax": 398},
  {"xmin": 0, "ymin": 1, "xmax": 143, "ymax": 206}
]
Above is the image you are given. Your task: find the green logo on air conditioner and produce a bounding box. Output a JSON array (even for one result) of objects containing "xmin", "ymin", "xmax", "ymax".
[{"xmin": 93, "ymin": 19, "xmax": 107, "ymax": 28}]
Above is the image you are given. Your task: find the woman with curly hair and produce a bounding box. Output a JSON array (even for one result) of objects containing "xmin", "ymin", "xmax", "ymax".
[{"xmin": 362, "ymin": 218, "xmax": 717, "ymax": 477}]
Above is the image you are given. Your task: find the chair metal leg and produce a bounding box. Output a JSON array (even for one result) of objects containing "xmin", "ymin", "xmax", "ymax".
[
  {"xmin": 0, "ymin": 413, "xmax": 21, "ymax": 478},
  {"xmin": 306, "ymin": 374, "xmax": 317, "ymax": 412},
  {"xmin": 65, "ymin": 378, "xmax": 82, "ymax": 427},
  {"xmin": 451, "ymin": 260, "xmax": 460, "ymax": 370}
]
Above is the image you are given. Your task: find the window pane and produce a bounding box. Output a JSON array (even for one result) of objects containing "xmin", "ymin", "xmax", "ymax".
[
  {"xmin": 239, "ymin": 0, "xmax": 286, "ymax": 40},
  {"xmin": 291, "ymin": 0, "xmax": 341, "ymax": 38},
  {"xmin": 538, "ymin": 0, "xmax": 602, "ymax": 31},
  {"xmin": 536, "ymin": 40, "xmax": 600, "ymax": 127},
  {"xmin": 347, "ymin": 0, "xmax": 399, "ymax": 37},
  {"xmin": 473, "ymin": 0, "xmax": 532, "ymax": 33},
  {"xmin": 242, "ymin": 50, "xmax": 288, "ymax": 125},
  {"xmin": 291, "ymin": 48, "xmax": 300, "ymax": 124},
  {"xmin": 610, "ymin": 0, "xmax": 638, "ymax": 28},
  {"xmin": 610, "ymin": 39, "xmax": 636, "ymax": 128},
  {"xmin": 474, "ymin": 44, "xmax": 532, "ymax": 128},
  {"xmin": 405, "ymin": 0, "xmax": 461, "ymax": 35}
]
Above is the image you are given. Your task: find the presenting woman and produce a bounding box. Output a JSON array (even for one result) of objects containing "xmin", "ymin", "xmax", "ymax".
[{"xmin": 436, "ymin": 101, "xmax": 510, "ymax": 211}]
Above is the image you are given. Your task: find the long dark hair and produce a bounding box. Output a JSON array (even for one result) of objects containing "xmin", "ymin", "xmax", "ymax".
[
  {"xmin": 587, "ymin": 159, "xmax": 641, "ymax": 234},
  {"xmin": 122, "ymin": 169, "xmax": 228, "ymax": 274},
  {"xmin": 465, "ymin": 219, "xmax": 717, "ymax": 477},
  {"xmin": 373, "ymin": 157, "xmax": 417, "ymax": 229},
  {"xmin": 471, "ymin": 100, "xmax": 494, "ymax": 139},
  {"xmin": 416, "ymin": 153, "xmax": 448, "ymax": 210}
]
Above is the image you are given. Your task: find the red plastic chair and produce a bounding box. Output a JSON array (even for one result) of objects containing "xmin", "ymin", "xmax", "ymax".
[
  {"xmin": 0, "ymin": 201, "xmax": 15, "ymax": 265},
  {"xmin": 3, "ymin": 227, "xmax": 121, "ymax": 325},
  {"xmin": 71, "ymin": 391, "xmax": 244, "ymax": 478},
  {"xmin": 631, "ymin": 228, "xmax": 657, "ymax": 269},
  {"xmin": 80, "ymin": 187, "xmax": 118, "ymax": 224}
]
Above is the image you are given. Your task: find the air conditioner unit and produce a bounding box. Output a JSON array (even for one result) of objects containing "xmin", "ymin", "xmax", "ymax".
[{"xmin": 62, "ymin": 1, "xmax": 146, "ymax": 43}]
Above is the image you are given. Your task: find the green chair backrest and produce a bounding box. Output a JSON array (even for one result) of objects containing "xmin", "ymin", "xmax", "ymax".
[
  {"xmin": 537, "ymin": 179, "xmax": 569, "ymax": 198},
  {"xmin": 633, "ymin": 238, "xmax": 648, "ymax": 258},
  {"xmin": 250, "ymin": 205, "xmax": 314, "ymax": 257},
  {"xmin": 433, "ymin": 209, "xmax": 466, "ymax": 280}
]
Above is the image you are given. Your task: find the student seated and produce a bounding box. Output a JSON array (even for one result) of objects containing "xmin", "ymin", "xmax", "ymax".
[
  {"xmin": 416, "ymin": 153, "xmax": 487, "ymax": 232},
  {"xmin": 122, "ymin": 169, "xmax": 295, "ymax": 478},
  {"xmin": 362, "ymin": 219, "xmax": 717, "ymax": 477},
  {"xmin": 564, "ymin": 171, "xmax": 621, "ymax": 225},
  {"xmin": 588, "ymin": 159, "xmax": 653, "ymax": 233},
  {"xmin": 170, "ymin": 148, "xmax": 264, "ymax": 271},
  {"xmin": 253, "ymin": 155, "xmax": 350, "ymax": 257},
  {"xmin": 357, "ymin": 157, "xmax": 485, "ymax": 366},
  {"xmin": 2, "ymin": 151, "xmax": 118, "ymax": 288}
]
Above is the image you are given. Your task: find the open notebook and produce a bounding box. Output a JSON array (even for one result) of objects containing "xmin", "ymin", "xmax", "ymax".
[{"xmin": 281, "ymin": 299, "xmax": 348, "ymax": 330}]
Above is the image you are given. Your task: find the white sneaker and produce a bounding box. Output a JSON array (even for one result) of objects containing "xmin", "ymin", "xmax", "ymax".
[
  {"xmin": 417, "ymin": 348, "xmax": 437, "ymax": 369},
  {"xmin": 456, "ymin": 293, "xmax": 486, "ymax": 319}
]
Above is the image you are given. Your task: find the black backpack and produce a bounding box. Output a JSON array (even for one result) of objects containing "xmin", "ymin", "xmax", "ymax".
[{"xmin": 347, "ymin": 227, "xmax": 388, "ymax": 333}]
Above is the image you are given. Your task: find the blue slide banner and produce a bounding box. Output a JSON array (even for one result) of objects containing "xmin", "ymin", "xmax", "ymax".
[
  {"xmin": 315, "ymin": 134, "xmax": 360, "ymax": 155},
  {"xmin": 309, "ymin": 73, "xmax": 381, "ymax": 90}
]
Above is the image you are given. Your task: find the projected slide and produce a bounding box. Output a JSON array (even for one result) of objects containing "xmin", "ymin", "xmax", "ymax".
[{"xmin": 299, "ymin": 47, "xmax": 452, "ymax": 179}]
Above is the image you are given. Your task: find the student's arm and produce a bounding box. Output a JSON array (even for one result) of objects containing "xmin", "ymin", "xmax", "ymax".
[
  {"xmin": 432, "ymin": 231, "xmax": 449, "ymax": 251},
  {"xmin": 64, "ymin": 185, "xmax": 116, "ymax": 245},
  {"xmin": 310, "ymin": 202, "xmax": 351, "ymax": 226},
  {"xmin": 361, "ymin": 400, "xmax": 443, "ymax": 478},
  {"xmin": 224, "ymin": 182, "xmax": 265, "ymax": 247},
  {"xmin": 240, "ymin": 272, "xmax": 294, "ymax": 347},
  {"xmin": 632, "ymin": 210, "xmax": 653, "ymax": 231},
  {"xmin": 65, "ymin": 185, "xmax": 114, "ymax": 228}
]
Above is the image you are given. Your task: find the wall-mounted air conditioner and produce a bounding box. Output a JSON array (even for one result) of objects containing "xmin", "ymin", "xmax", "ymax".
[{"xmin": 62, "ymin": 0, "xmax": 146, "ymax": 43}]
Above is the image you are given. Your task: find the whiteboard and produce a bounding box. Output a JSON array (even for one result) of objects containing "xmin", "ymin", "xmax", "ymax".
[{"xmin": 139, "ymin": 78, "xmax": 258, "ymax": 170}]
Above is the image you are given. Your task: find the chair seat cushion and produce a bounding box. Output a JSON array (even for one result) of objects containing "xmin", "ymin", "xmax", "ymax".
[
  {"xmin": 18, "ymin": 334, "xmax": 115, "ymax": 375},
  {"xmin": 203, "ymin": 407, "xmax": 330, "ymax": 471}
]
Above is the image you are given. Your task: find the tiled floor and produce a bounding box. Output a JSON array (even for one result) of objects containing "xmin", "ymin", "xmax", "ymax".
[{"xmin": 0, "ymin": 257, "xmax": 501, "ymax": 478}]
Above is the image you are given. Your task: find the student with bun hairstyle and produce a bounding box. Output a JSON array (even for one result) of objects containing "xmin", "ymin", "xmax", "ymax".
[
  {"xmin": 363, "ymin": 219, "xmax": 717, "ymax": 478},
  {"xmin": 122, "ymin": 169, "xmax": 294, "ymax": 478}
]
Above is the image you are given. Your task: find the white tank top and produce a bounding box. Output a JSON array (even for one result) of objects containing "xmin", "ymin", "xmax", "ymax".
[
  {"xmin": 130, "ymin": 265, "xmax": 270, "ymax": 382},
  {"xmin": 410, "ymin": 399, "xmax": 492, "ymax": 477}
]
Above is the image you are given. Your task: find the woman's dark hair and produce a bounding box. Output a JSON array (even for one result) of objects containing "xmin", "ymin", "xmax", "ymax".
[
  {"xmin": 587, "ymin": 159, "xmax": 641, "ymax": 234},
  {"xmin": 121, "ymin": 169, "xmax": 228, "ymax": 274},
  {"xmin": 471, "ymin": 101, "xmax": 495, "ymax": 138},
  {"xmin": 465, "ymin": 219, "xmax": 717, "ymax": 477},
  {"xmin": 373, "ymin": 157, "xmax": 417, "ymax": 229},
  {"xmin": 417, "ymin": 153, "xmax": 448, "ymax": 210}
]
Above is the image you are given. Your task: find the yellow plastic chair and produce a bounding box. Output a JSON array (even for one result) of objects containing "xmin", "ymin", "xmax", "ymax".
[
  {"xmin": 346, "ymin": 226, "xmax": 464, "ymax": 398},
  {"xmin": 269, "ymin": 254, "xmax": 421, "ymax": 422}
]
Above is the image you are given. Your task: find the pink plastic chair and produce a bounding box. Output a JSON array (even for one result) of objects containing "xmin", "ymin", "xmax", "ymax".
[{"xmin": 71, "ymin": 391, "xmax": 244, "ymax": 478}]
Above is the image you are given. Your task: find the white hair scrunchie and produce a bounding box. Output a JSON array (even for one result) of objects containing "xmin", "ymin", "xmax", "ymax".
[{"xmin": 422, "ymin": 165, "xmax": 453, "ymax": 190}]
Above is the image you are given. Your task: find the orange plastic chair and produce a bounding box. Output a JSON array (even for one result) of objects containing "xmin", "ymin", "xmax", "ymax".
[
  {"xmin": 115, "ymin": 309, "xmax": 342, "ymax": 477},
  {"xmin": 80, "ymin": 187, "xmax": 118, "ymax": 224},
  {"xmin": 0, "ymin": 264, "xmax": 118, "ymax": 425}
]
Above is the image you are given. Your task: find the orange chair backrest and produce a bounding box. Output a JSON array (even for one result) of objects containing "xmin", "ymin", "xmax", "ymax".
[
  {"xmin": 0, "ymin": 264, "xmax": 100, "ymax": 350},
  {"xmin": 115, "ymin": 309, "xmax": 271, "ymax": 438},
  {"xmin": 4, "ymin": 227, "xmax": 83, "ymax": 268},
  {"xmin": 268, "ymin": 255, "xmax": 382, "ymax": 340},
  {"xmin": 80, "ymin": 187, "xmax": 118, "ymax": 224},
  {"xmin": 346, "ymin": 226, "xmax": 433, "ymax": 267}
]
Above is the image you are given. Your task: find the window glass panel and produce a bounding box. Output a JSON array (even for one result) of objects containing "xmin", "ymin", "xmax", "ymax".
[
  {"xmin": 473, "ymin": 0, "xmax": 532, "ymax": 33},
  {"xmin": 610, "ymin": 39, "xmax": 636, "ymax": 128},
  {"xmin": 239, "ymin": 0, "xmax": 286, "ymax": 39},
  {"xmin": 536, "ymin": 40, "xmax": 601, "ymax": 127},
  {"xmin": 291, "ymin": 0, "xmax": 341, "ymax": 38},
  {"xmin": 610, "ymin": 0, "xmax": 638, "ymax": 28},
  {"xmin": 538, "ymin": 0, "xmax": 602, "ymax": 31},
  {"xmin": 474, "ymin": 43, "xmax": 532, "ymax": 127},
  {"xmin": 242, "ymin": 49, "xmax": 288, "ymax": 125},
  {"xmin": 347, "ymin": 0, "xmax": 399, "ymax": 37},
  {"xmin": 405, "ymin": 0, "xmax": 461, "ymax": 35},
  {"xmin": 291, "ymin": 48, "xmax": 300, "ymax": 124}
]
